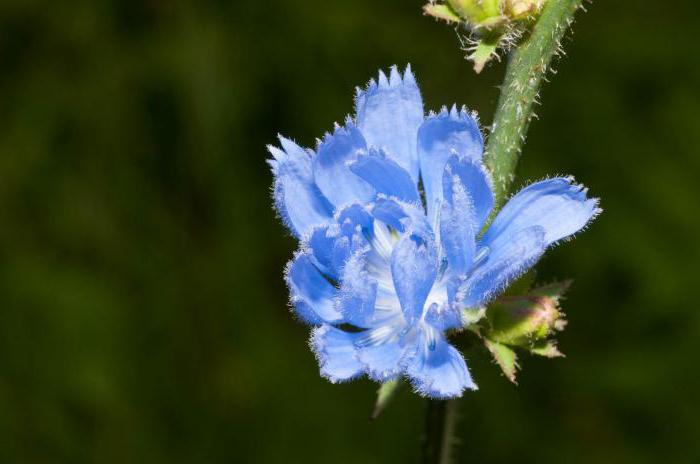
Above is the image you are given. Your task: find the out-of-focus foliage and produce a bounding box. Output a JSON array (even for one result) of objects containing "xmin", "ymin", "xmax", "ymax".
[{"xmin": 0, "ymin": 0, "xmax": 698, "ymax": 463}]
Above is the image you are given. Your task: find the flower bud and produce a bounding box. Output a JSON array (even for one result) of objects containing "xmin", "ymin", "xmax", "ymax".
[
  {"xmin": 486, "ymin": 295, "xmax": 562, "ymax": 346},
  {"xmin": 484, "ymin": 281, "xmax": 569, "ymax": 348},
  {"xmin": 503, "ymin": 0, "xmax": 546, "ymax": 20},
  {"xmin": 481, "ymin": 280, "xmax": 569, "ymax": 382},
  {"xmin": 446, "ymin": 0, "xmax": 506, "ymax": 29}
]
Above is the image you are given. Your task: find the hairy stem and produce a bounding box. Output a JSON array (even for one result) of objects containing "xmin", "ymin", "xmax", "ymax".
[
  {"xmin": 422, "ymin": 399, "xmax": 459, "ymax": 464},
  {"xmin": 484, "ymin": 0, "xmax": 584, "ymax": 206}
]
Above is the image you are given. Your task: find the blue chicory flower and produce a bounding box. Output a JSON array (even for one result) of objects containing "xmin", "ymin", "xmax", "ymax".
[{"xmin": 268, "ymin": 66, "xmax": 599, "ymax": 398}]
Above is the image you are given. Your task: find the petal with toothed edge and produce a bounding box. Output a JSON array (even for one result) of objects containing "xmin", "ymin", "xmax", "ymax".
[
  {"xmin": 483, "ymin": 177, "xmax": 600, "ymax": 248},
  {"xmin": 418, "ymin": 107, "xmax": 483, "ymax": 227},
  {"xmin": 443, "ymin": 155, "xmax": 494, "ymax": 232},
  {"xmin": 349, "ymin": 149, "xmax": 420, "ymax": 203},
  {"xmin": 406, "ymin": 331, "xmax": 476, "ymax": 398},
  {"xmin": 268, "ymin": 137, "xmax": 333, "ymax": 238},
  {"xmin": 311, "ymin": 325, "xmax": 363, "ymax": 383},
  {"xmin": 391, "ymin": 235, "xmax": 438, "ymax": 326},
  {"xmin": 356, "ymin": 66, "xmax": 424, "ymax": 182},
  {"xmin": 286, "ymin": 253, "xmax": 342, "ymax": 325},
  {"xmin": 460, "ymin": 226, "xmax": 546, "ymax": 307},
  {"xmin": 313, "ymin": 122, "xmax": 375, "ymax": 208},
  {"xmin": 356, "ymin": 332, "xmax": 408, "ymax": 382}
]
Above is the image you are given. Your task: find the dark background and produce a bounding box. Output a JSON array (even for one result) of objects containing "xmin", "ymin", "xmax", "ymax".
[{"xmin": 0, "ymin": 1, "xmax": 698, "ymax": 463}]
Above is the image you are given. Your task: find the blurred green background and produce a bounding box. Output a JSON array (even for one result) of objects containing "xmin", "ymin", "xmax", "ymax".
[{"xmin": 0, "ymin": 0, "xmax": 698, "ymax": 463}]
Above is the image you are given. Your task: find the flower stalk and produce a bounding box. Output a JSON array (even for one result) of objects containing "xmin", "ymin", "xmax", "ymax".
[
  {"xmin": 484, "ymin": 0, "xmax": 584, "ymax": 207},
  {"xmin": 422, "ymin": 399, "xmax": 459, "ymax": 464}
]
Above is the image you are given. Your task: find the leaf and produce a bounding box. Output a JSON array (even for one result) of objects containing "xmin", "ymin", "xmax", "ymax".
[
  {"xmin": 484, "ymin": 339, "xmax": 519, "ymax": 383},
  {"xmin": 371, "ymin": 379, "xmax": 401, "ymax": 420}
]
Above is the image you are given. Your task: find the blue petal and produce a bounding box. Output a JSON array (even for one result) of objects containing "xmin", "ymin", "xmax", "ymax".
[
  {"xmin": 406, "ymin": 330, "xmax": 476, "ymax": 398},
  {"xmin": 418, "ymin": 107, "xmax": 483, "ymax": 226},
  {"xmin": 286, "ymin": 252, "xmax": 342, "ymax": 325},
  {"xmin": 443, "ymin": 155, "xmax": 493, "ymax": 232},
  {"xmin": 307, "ymin": 204, "xmax": 374, "ymax": 280},
  {"xmin": 355, "ymin": 66, "xmax": 424, "ymax": 182},
  {"xmin": 483, "ymin": 177, "xmax": 601, "ymax": 248},
  {"xmin": 391, "ymin": 235, "xmax": 438, "ymax": 325},
  {"xmin": 349, "ymin": 148, "xmax": 420, "ymax": 203},
  {"xmin": 460, "ymin": 226, "xmax": 546, "ymax": 307},
  {"xmin": 440, "ymin": 173, "xmax": 477, "ymax": 275},
  {"xmin": 268, "ymin": 137, "xmax": 333, "ymax": 238},
  {"xmin": 425, "ymin": 302, "xmax": 464, "ymax": 331},
  {"xmin": 371, "ymin": 197, "xmax": 433, "ymax": 239},
  {"xmin": 355, "ymin": 329, "xmax": 407, "ymax": 382},
  {"xmin": 336, "ymin": 203, "xmax": 374, "ymax": 233},
  {"xmin": 306, "ymin": 226, "xmax": 337, "ymax": 278},
  {"xmin": 311, "ymin": 325, "xmax": 363, "ymax": 383},
  {"xmin": 336, "ymin": 247, "xmax": 379, "ymax": 328},
  {"xmin": 313, "ymin": 122, "xmax": 375, "ymax": 208}
]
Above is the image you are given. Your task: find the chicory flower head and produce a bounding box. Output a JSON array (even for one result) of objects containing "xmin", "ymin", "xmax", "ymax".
[{"xmin": 268, "ymin": 66, "xmax": 599, "ymax": 398}]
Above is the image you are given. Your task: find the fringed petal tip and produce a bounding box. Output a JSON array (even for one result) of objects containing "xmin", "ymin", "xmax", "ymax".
[
  {"xmin": 269, "ymin": 137, "xmax": 333, "ymax": 238},
  {"xmin": 355, "ymin": 65, "xmax": 419, "ymax": 98},
  {"xmin": 426, "ymin": 104, "xmax": 477, "ymax": 124},
  {"xmin": 357, "ymin": 339, "xmax": 406, "ymax": 382},
  {"xmin": 317, "ymin": 118, "xmax": 362, "ymax": 149},
  {"xmin": 406, "ymin": 337, "xmax": 478, "ymax": 399}
]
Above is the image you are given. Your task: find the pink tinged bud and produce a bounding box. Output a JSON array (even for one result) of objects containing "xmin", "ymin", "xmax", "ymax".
[
  {"xmin": 482, "ymin": 281, "xmax": 568, "ymax": 383},
  {"xmin": 504, "ymin": 0, "xmax": 546, "ymax": 20},
  {"xmin": 485, "ymin": 295, "xmax": 563, "ymax": 345}
]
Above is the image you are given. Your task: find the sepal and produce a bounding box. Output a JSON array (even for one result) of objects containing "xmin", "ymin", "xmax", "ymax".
[{"xmin": 484, "ymin": 339, "xmax": 518, "ymax": 383}]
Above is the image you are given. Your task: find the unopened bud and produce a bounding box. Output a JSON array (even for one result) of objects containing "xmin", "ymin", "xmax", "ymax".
[
  {"xmin": 482, "ymin": 281, "xmax": 569, "ymax": 382},
  {"xmin": 445, "ymin": 0, "xmax": 506, "ymax": 28},
  {"xmin": 504, "ymin": 0, "xmax": 546, "ymax": 20},
  {"xmin": 485, "ymin": 294, "xmax": 564, "ymax": 347}
]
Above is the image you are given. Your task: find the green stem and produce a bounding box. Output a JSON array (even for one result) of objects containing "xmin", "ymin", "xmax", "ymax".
[
  {"xmin": 484, "ymin": 0, "xmax": 583, "ymax": 207},
  {"xmin": 422, "ymin": 399, "xmax": 459, "ymax": 464}
]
